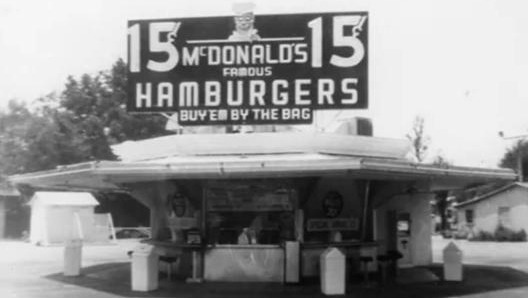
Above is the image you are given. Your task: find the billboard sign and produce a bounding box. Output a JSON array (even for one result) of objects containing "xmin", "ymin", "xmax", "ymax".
[{"xmin": 127, "ymin": 10, "xmax": 368, "ymax": 125}]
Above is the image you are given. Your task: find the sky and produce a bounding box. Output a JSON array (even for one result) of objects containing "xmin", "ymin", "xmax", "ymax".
[{"xmin": 1, "ymin": 0, "xmax": 528, "ymax": 168}]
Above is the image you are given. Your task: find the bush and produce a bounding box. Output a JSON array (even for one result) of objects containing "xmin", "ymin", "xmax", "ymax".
[
  {"xmin": 453, "ymin": 229, "xmax": 469, "ymax": 239},
  {"xmin": 513, "ymin": 229, "xmax": 527, "ymax": 242},
  {"xmin": 494, "ymin": 225, "xmax": 527, "ymax": 242},
  {"xmin": 442, "ymin": 229, "xmax": 453, "ymax": 239},
  {"xmin": 469, "ymin": 226, "xmax": 527, "ymax": 242},
  {"xmin": 469, "ymin": 230, "xmax": 495, "ymax": 241}
]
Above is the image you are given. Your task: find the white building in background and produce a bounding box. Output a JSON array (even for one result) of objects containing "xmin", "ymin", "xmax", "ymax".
[
  {"xmin": 456, "ymin": 183, "xmax": 528, "ymax": 235},
  {"xmin": 29, "ymin": 191, "xmax": 114, "ymax": 245}
]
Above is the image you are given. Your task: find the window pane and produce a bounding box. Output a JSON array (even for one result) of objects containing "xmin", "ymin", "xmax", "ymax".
[{"xmin": 465, "ymin": 209, "xmax": 474, "ymax": 224}]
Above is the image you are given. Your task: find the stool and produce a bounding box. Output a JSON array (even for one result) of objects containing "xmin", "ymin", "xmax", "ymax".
[
  {"xmin": 359, "ymin": 256, "xmax": 373, "ymax": 283},
  {"xmin": 386, "ymin": 250, "xmax": 403, "ymax": 280},
  {"xmin": 159, "ymin": 256, "xmax": 179, "ymax": 281},
  {"xmin": 376, "ymin": 255, "xmax": 390, "ymax": 283}
]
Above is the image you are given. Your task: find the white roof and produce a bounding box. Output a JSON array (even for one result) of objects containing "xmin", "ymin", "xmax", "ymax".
[
  {"xmin": 112, "ymin": 132, "xmax": 410, "ymax": 162},
  {"xmin": 29, "ymin": 191, "xmax": 99, "ymax": 206},
  {"xmin": 8, "ymin": 132, "xmax": 516, "ymax": 191},
  {"xmin": 9, "ymin": 153, "xmax": 515, "ymax": 192},
  {"xmin": 456, "ymin": 182, "xmax": 528, "ymax": 208}
]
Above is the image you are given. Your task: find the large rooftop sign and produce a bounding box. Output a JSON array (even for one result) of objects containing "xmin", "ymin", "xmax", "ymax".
[{"xmin": 127, "ymin": 10, "xmax": 368, "ymax": 125}]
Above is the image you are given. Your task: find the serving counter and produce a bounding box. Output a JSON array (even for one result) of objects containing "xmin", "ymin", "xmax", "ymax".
[
  {"xmin": 143, "ymin": 238, "xmax": 380, "ymax": 282},
  {"xmin": 204, "ymin": 244, "xmax": 285, "ymax": 282}
]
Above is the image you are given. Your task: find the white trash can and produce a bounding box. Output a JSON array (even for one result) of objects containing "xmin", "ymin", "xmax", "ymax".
[
  {"xmin": 131, "ymin": 244, "xmax": 158, "ymax": 292},
  {"xmin": 443, "ymin": 242, "xmax": 463, "ymax": 281},
  {"xmin": 64, "ymin": 239, "xmax": 82, "ymax": 276},
  {"xmin": 285, "ymin": 241, "xmax": 300, "ymax": 283},
  {"xmin": 320, "ymin": 247, "xmax": 346, "ymax": 295}
]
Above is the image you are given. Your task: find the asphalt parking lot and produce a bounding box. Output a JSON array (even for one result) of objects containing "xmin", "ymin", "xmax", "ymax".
[
  {"xmin": 433, "ymin": 236, "xmax": 528, "ymax": 273},
  {"xmin": 2, "ymin": 236, "xmax": 528, "ymax": 298}
]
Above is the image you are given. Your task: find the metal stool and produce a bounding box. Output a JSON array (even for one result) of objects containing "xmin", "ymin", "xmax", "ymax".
[
  {"xmin": 159, "ymin": 256, "xmax": 179, "ymax": 281},
  {"xmin": 359, "ymin": 256, "xmax": 373, "ymax": 283},
  {"xmin": 386, "ymin": 250, "xmax": 403, "ymax": 280},
  {"xmin": 376, "ymin": 255, "xmax": 390, "ymax": 283}
]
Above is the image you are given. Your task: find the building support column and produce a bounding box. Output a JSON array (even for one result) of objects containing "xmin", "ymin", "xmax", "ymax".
[
  {"xmin": 360, "ymin": 180, "xmax": 371, "ymax": 241},
  {"xmin": 128, "ymin": 181, "xmax": 177, "ymax": 240}
]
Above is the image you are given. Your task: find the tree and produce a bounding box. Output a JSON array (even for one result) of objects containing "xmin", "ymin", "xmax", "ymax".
[
  {"xmin": 0, "ymin": 99, "xmax": 103, "ymax": 176},
  {"xmin": 0, "ymin": 59, "xmax": 171, "ymax": 238},
  {"xmin": 61, "ymin": 59, "xmax": 169, "ymax": 144},
  {"xmin": 431, "ymin": 155, "xmax": 451, "ymax": 231},
  {"xmin": 0, "ymin": 58, "xmax": 170, "ymax": 176},
  {"xmin": 432, "ymin": 154, "xmax": 450, "ymax": 168},
  {"xmin": 406, "ymin": 115, "xmax": 430, "ymax": 163},
  {"xmin": 500, "ymin": 140, "xmax": 528, "ymax": 181}
]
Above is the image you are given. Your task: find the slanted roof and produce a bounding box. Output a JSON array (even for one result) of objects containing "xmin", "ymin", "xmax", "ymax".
[
  {"xmin": 455, "ymin": 182, "xmax": 528, "ymax": 208},
  {"xmin": 8, "ymin": 133, "xmax": 516, "ymax": 191},
  {"xmin": 29, "ymin": 191, "xmax": 99, "ymax": 206}
]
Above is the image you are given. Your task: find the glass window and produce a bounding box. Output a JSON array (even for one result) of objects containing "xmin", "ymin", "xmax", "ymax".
[
  {"xmin": 465, "ymin": 209, "xmax": 474, "ymax": 224},
  {"xmin": 207, "ymin": 211, "xmax": 294, "ymax": 245},
  {"xmin": 205, "ymin": 181, "xmax": 294, "ymax": 245}
]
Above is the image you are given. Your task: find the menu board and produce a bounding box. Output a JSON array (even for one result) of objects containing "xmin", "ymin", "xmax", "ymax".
[
  {"xmin": 207, "ymin": 183, "xmax": 292, "ymax": 211},
  {"xmin": 306, "ymin": 218, "xmax": 359, "ymax": 231}
]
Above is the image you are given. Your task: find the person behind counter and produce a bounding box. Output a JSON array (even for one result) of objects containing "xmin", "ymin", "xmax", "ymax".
[{"xmin": 237, "ymin": 227, "xmax": 257, "ymax": 244}]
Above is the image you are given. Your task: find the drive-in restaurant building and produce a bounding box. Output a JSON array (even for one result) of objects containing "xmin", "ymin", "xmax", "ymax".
[{"xmin": 7, "ymin": 7, "xmax": 516, "ymax": 286}]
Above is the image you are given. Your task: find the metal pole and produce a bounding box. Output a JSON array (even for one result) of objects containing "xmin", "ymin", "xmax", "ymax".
[
  {"xmin": 518, "ymin": 141, "xmax": 524, "ymax": 182},
  {"xmin": 361, "ymin": 180, "xmax": 371, "ymax": 241}
]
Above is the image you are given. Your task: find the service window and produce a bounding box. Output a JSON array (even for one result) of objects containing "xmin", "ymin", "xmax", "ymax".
[{"xmin": 205, "ymin": 181, "xmax": 295, "ymax": 245}]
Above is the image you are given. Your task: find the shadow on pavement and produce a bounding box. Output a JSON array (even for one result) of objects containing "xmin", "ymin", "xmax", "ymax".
[{"xmin": 45, "ymin": 262, "xmax": 528, "ymax": 298}]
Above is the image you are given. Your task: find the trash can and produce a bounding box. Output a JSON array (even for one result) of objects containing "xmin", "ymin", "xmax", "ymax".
[
  {"xmin": 443, "ymin": 242, "xmax": 463, "ymax": 281},
  {"xmin": 64, "ymin": 238, "xmax": 82, "ymax": 276},
  {"xmin": 320, "ymin": 247, "xmax": 346, "ymax": 295},
  {"xmin": 284, "ymin": 241, "xmax": 300, "ymax": 284},
  {"xmin": 131, "ymin": 244, "xmax": 159, "ymax": 291}
]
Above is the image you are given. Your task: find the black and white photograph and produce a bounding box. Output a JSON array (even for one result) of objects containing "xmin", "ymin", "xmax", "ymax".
[{"xmin": 1, "ymin": 0, "xmax": 528, "ymax": 297}]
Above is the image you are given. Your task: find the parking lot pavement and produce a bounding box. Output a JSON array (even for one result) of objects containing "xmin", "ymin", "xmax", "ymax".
[
  {"xmin": 432, "ymin": 235, "xmax": 528, "ymax": 273},
  {"xmin": 2, "ymin": 237, "xmax": 528, "ymax": 298},
  {"xmin": 0, "ymin": 239, "xmax": 139, "ymax": 298}
]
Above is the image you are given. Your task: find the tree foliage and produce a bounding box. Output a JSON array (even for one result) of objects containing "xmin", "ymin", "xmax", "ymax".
[
  {"xmin": 0, "ymin": 58, "xmax": 169, "ymax": 178},
  {"xmin": 0, "ymin": 100, "xmax": 86, "ymax": 175},
  {"xmin": 61, "ymin": 59, "xmax": 169, "ymax": 145},
  {"xmin": 406, "ymin": 115, "xmax": 430, "ymax": 163},
  {"xmin": 500, "ymin": 140, "xmax": 528, "ymax": 181}
]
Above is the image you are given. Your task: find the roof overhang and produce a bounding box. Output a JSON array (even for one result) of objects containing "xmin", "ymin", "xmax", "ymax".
[{"xmin": 8, "ymin": 153, "xmax": 516, "ymax": 192}]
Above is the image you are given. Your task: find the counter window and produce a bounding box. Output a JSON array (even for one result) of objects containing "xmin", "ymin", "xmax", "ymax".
[
  {"xmin": 207, "ymin": 211, "xmax": 294, "ymax": 245},
  {"xmin": 205, "ymin": 182, "xmax": 295, "ymax": 245}
]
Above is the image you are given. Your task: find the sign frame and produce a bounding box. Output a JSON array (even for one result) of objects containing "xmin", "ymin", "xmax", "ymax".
[{"xmin": 127, "ymin": 10, "xmax": 368, "ymax": 125}]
